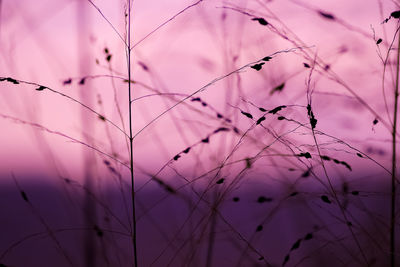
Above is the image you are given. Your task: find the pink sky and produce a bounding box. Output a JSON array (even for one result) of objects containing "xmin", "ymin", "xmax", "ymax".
[{"xmin": 0, "ymin": 0, "xmax": 398, "ymax": 184}]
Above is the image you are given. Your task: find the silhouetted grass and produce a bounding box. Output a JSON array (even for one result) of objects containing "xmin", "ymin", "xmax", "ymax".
[{"xmin": 0, "ymin": 1, "xmax": 399, "ymax": 267}]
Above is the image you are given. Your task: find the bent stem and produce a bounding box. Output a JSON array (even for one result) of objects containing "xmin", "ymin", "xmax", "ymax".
[
  {"xmin": 390, "ymin": 25, "xmax": 400, "ymax": 267},
  {"xmin": 126, "ymin": 0, "xmax": 138, "ymax": 266}
]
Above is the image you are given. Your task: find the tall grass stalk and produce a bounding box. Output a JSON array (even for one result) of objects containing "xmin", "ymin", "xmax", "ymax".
[
  {"xmin": 125, "ymin": 0, "xmax": 138, "ymax": 266},
  {"xmin": 390, "ymin": 24, "xmax": 400, "ymax": 267}
]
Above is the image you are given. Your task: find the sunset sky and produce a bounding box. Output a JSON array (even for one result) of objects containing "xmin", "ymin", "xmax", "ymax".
[
  {"xmin": 1, "ymin": 1, "xmax": 400, "ymax": 266},
  {"xmin": 0, "ymin": 0, "xmax": 397, "ymax": 183}
]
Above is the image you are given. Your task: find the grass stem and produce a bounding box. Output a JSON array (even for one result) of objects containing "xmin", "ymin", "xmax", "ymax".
[
  {"xmin": 126, "ymin": 0, "xmax": 138, "ymax": 266},
  {"xmin": 390, "ymin": 24, "xmax": 400, "ymax": 267}
]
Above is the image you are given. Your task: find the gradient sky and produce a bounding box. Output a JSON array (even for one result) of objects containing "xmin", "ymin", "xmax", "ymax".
[
  {"xmin": 1, "ymin": 1, "xmax": 400, "ymax": 266},
  {"xmin": 0, "ymin": 0, "xmax": 398, "ymax": 184}
]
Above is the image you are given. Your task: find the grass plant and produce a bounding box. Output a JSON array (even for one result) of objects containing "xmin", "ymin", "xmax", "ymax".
[{"xmin": 0, "ymin": 1, "xmax": 399, "ymax": 266}]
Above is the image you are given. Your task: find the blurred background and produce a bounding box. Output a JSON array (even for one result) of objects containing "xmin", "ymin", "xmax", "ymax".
[{"xmin": 0, "ymin": 0, "xmax": 399, "ymax": 266}]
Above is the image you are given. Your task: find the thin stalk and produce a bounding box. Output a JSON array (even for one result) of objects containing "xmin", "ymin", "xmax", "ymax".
[
  {"xmin": 126, "ymin": 0, "xmax": 138, "ymax": 266},
  {"xmin": 390, "ymin": 25, "xmax": 400, "ymax": 267},
  {"xmin": 306, "ymin": 63, "xmax": 368, "ymax": 265}
]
